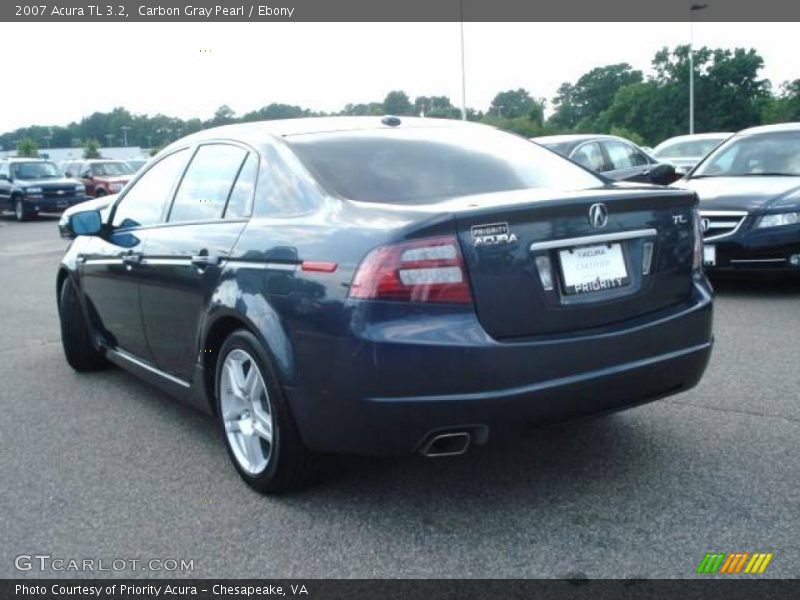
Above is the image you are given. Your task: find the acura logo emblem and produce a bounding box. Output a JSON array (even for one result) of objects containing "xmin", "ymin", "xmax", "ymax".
[
  {"xmin": 701, "ymin": 218, "xmax": 711, "ymax": 233},
  {"xmin": 588, "ymin": 203, "xmax": 608, "ymax": 229}
]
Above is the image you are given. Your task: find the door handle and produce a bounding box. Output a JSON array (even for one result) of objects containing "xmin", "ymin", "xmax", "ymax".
[
  {"xmin": 191, "ymin": 254, "xmax": 220, "ymax": 268},
  {"xmin": 121, "ymin": 252, "xmax": 143, "ymax": 266}
]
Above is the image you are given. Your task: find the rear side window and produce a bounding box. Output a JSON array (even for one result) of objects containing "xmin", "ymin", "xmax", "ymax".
[
  {"xmin": 112, "ymin": 149, "xmax": 189, "ymax": 229},
  {"xmin": 224, "ymin": 153, "xmax": 258, "ymax": 219},
  {"xmin": 168, "ymin": 144, "xmax": 248, "ymax": 223},
  {"xmin": 287, "ymin": 128, "xmax": 601, "ymax": 204}
]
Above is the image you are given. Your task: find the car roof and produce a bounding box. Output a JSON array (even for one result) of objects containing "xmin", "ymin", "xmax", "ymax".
[
  {"xmin": 736, "ymin": 122, "xmax": 800, "ymax": 136},
  {"xmin": 170, "ymin": 116, "xmax": 488, "ymax": 149},
  {"xmin": 532, "ymin": 134, "xmax": 623, "ymax": 145},
  {"xmin": 655, "ymin": 132, "xmax": 732, "ymax": 145}
]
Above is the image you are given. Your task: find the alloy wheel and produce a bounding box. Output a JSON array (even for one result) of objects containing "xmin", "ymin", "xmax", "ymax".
[{"xmin": 219, "ymin": 348, "xmax": 274, "ymax": 475}]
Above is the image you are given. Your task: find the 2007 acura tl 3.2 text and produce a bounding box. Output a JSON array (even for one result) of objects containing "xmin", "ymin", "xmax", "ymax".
[{"xmin": 56, "ymin": 116, "xmax": 713, "ymax": 493}]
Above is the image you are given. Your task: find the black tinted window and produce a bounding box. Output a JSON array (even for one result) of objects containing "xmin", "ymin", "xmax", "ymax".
[
  {"xmin": 225, "ymin": 153, "xmax": 258, "ymax": 219},
  {"xmin": 168, "ymin": 144, "xmax": 248, "ymax": 223},
  {"xmin": 112, "ymin": 149, "xmax": 189, "ymax": 229},
  {"xmin": 288, "ymin": 128, "xmax": 601, "ymax": 203}
]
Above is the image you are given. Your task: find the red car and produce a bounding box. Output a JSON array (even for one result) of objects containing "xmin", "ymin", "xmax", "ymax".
[{"xmin": 62, "ymin": 159, "xmax": 134, "ymax": 197}]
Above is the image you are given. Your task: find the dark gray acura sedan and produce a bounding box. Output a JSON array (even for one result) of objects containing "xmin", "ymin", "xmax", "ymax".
[{"xmin": 57, "ymin": 117, "xmax": 713, "ymax": 492}]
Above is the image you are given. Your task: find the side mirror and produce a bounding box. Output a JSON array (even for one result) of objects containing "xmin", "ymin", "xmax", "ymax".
[
  {"xmin": 60, "ymin": 209, "xmax": 103, "ymax": 239},
  {"xmin": 648, "ymin": 163, "xmax": 677, "ymax": 185}
]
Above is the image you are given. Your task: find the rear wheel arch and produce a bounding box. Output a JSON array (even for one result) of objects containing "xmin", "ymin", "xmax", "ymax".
[{"xmin": 201, "ymin": 312, "xmax": 293, "ymax": 415}]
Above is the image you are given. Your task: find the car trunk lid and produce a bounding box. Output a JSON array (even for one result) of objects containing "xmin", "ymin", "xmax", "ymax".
[{"xmin": 445, "ymin": 186, "xmax": 698, "ymax": 339}]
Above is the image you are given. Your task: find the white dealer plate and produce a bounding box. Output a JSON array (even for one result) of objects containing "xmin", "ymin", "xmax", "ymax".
[
  {"xmin": 703, "ymin": 245, "xmax": 716, "ymax": 267},
  {"xmin": 559, "ymin": 243, "xmax": 630, "ymax": 295}
]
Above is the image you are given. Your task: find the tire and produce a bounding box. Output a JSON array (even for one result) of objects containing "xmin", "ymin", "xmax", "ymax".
[
  {"xmin": 95, "ymin": 189, "xmax": 107, "ymax": 197},
  {"xmin": 59, "ymin": 277, "xmax": 109, "ymax": 372},
  {"xmin": 14, "ymin": 196, "xmax": 30, "ymax": 222},
  {"xmin": 216, "ymin": 329, "xmax": 314, "ymax": 493}
]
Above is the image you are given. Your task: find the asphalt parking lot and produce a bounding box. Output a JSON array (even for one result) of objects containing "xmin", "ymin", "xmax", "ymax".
[{"xmin": 1, "ymin": 215, "xmax": 798, "ymax": 579}]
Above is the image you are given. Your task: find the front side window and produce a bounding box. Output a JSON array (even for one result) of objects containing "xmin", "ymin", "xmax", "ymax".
[
  {"xmin": 571, "ymin": 142, "xmax": 605, "ymax": 172},
  {"xmin": 692, "ymin": 132, "xmax": 800, "ymax": 178},
  {"xmin": 168, "ymin": 144, "xmax": 248, "ymax": 223},
  {"xmin": 603, "ymin": 141, "xmax": 644, "ymax": 170},
  {"xmin": 287, "ymin": 128, "xmax": 602, "ymax": 204},
  {"xmin": 112, "ymin": 149, "xmax": 189, "ymax": 229}
]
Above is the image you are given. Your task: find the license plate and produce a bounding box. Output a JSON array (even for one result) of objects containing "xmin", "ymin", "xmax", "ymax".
[
  {"xmin": 56, "ymin": 201, "xmax": 68, "ymax": 209},
  {"xmin": 703, "ymin": 245, "xmax": 716, "ymax": 266},
  {"xmin": 559, "ymin": 243, "xmax": 630, "ymax": 295}
]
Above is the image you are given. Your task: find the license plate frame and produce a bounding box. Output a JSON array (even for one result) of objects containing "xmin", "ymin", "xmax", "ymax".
[{"xmin": 559, "ymin": 242, "xmax": 630, "ymax": 296}]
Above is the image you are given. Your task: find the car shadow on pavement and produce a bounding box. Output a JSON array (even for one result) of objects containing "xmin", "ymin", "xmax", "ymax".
[
  {"xmin": 0, "ymin": 213, "xmax": 61, "ymax": 222},
  {"xmin": 104, "ymin": 362, "xmax": 668, "ymax": 506},
  {"xmin": 307, "ymin": 411, "xmax": 666, "ymax": 504}
]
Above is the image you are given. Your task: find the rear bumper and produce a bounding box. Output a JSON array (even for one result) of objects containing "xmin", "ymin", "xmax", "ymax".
[{"xmin": 287, "ymin": 278, "xmax": 714, "ymax": 456}]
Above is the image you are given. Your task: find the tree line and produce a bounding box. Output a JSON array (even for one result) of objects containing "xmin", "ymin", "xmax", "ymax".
[{"xmin": 4, "ymin": 44, "xmax": 799, "ymax": 158}]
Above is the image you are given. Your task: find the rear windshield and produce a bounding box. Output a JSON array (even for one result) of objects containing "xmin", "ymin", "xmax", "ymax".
[{"xmin": 287, "ymin": 127, "xmax": 602, "ymax": 203}]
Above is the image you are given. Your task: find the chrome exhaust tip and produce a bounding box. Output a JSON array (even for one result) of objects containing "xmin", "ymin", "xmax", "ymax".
[{"xmin": 419, "ymin": 431, "xmax": 472, "ymax": 458}]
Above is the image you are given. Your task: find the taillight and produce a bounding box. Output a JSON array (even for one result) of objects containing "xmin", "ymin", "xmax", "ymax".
[
  {"xmin": 692, "ymin": 208, "xmax": 704, "ymax": 270},
  {"xmin": 349, "ymin": 235, "xmax": 473, "ymax": 304}
]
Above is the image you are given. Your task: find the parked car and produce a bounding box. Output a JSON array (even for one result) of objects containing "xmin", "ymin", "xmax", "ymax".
[
  {"xmin": 532, "ymin": 134, "xmax": 678, "ymax": 185},
  {"xmin": 651, "ymin": 132, "xmax": 732, "ymax": 176},
  {"xmin": 0, "ymin": 158, "xmax": 88, "ymax": 221},
  {"xmin": 57, "ymin": 117, "xmax": 713, "ymax": 492},
  {"xmin": 63, "ymin": 159, "xmax": 134, "ymax": 197},
  {"xmin": 676, "ymin": 122, "xmax": 800, "ymax": 275},
  {"xmin": 126, "ymin": 158, "xmax": 149, "ymax": 172}
]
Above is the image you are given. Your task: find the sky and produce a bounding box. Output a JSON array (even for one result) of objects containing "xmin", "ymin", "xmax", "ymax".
[{"xmin": 0, "ymin": 21, "xmax": 798, "ymax": 133}]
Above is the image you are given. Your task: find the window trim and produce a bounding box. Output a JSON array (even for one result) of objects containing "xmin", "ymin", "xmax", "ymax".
[{"xmin": 163, "ymin": 140, "xmax": 260, "ymax": 226}]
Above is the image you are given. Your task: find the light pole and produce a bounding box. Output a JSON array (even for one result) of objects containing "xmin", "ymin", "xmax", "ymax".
[
  {"xmin": 459, "ymin": 0, "xmax": 467, "ymax": 120},
  {"xmin": 121, "ymin": 126, "xmax": 131, "ymax": 147},
  {"xmin": 689, "ymin": 3, "xmax": 708, "ymax": 134}
]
